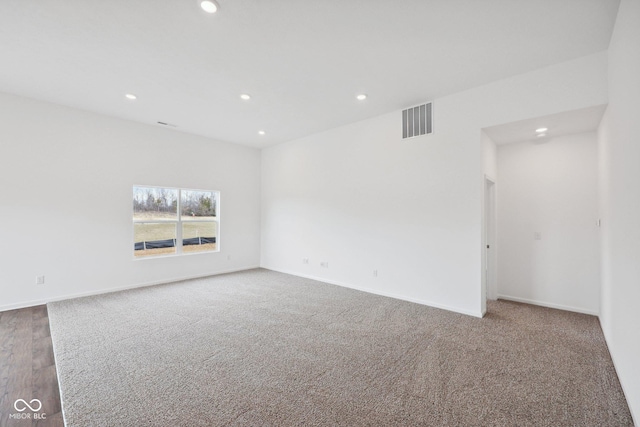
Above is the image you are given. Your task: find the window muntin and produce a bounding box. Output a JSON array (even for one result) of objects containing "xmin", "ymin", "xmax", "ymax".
[{"xmin": 133, "ymin": 186, "xmax": 219, "ymax": 258}]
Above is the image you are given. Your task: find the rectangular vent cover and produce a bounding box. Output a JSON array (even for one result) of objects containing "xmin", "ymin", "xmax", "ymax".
[{"xmin": 402, "ymin": 102, "xmax": 432, "ymax": 139}]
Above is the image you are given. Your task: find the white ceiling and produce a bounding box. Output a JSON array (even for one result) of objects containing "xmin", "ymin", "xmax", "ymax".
[
  {"xmin": 0, "ymin": 0, "xmax": 620, "ymax": 148},
  {"xmin": 483, "ymin": 104, "xmax": 608, "ymax": 145}
]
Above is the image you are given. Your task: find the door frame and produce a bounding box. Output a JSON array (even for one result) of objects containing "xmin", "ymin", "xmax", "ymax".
[{"xmin": 482, "ymin": 175, "xmax": 497, "ymax": 315}]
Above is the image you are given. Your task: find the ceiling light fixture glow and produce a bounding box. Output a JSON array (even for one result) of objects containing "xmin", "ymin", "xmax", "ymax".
[
  {"xmin": 125, "ymin": 93, "xmax": 137, "ymax": 100},
  {"xmin": 258, "ymin": 130, "xmax": 265, "ymax": 135},
  {"xmin": 240, "ymin": 94, "xmax": 251, "ymax": 100},
  {"xmin": 535, "ymin": 127, "xmax": 548, "ymax": 133},
  {"xmin": 200, "ymin": 0, "xmax": 219, "ymax": 13},
  {"xmin": 356, "ymin": 94, "xmax": 367, "ymax": 101}
]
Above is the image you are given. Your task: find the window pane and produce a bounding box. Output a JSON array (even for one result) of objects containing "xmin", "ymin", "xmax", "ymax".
[
  {"xmin": 182, "ymin": 222, "xmax": 217, "ymax": 253},
  {"xmin": 181, "ymin": 190, "xmax": 217, "ymax": 221},
  {"xmin": 133, "ymin": 187, "xmax": 178, "ymax": 221},
  {"xmin": 134, "ymin": 223, "xmax": 177, "ymax": 257}
]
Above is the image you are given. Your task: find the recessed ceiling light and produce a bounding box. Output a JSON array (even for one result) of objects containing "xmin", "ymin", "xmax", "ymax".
[
  {"xmin": 537, "ymin": 133, "xmax": 547, "ymax": 138},
  {"xmin": 258, "ymin": 130, "xmax": 265, "ymax": 135},
  {"xmin": 535, "ymin": 127, "xmax": 548, "ymax": 133},
  {"xmin": 200, "ymin": 0, "xmax": 219, "ymax": 13},
  {"xmin": 356, "ymin": 94, "xmax": 367, "ymax": 101},
  {"xmin": 240, "ymin": 94, "xmax": 251, "ymax": 101},
  {"xmin": 125, "ymin": 93, "xmax": 137, "ymax": 100}
]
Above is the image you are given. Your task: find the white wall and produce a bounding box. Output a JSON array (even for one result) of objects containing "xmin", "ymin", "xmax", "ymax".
[
  {"xmin": 482, "ymin": 131, "xmax": 498, "ymax": 181},
  {"xmin": 0, "ymin": 92, "xmax": 261, "ymax": 311},
  {"xmin": 496, "ymin": 132, "xmax": 600, "ymax": 314},
  {"xmin": 598, "ymin": 0, "xmax": 640, "ymax": 421},
  {"xmin": 261, "ymin": 52, "xmax": 608, "ymax": 318}
]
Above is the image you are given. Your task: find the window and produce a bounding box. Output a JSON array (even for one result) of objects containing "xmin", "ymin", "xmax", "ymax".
[{"xmin": 133, "ymin": 186, "xmax": 219, "ymax": 258}]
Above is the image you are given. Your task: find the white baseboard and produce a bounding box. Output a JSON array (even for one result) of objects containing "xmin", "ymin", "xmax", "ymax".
[
  {"xmin": 4, "ymin": 265, "xmax": 488, "ymax": 319},
  {"xmin": 0, "ymin": 265, "xmax": 260, "ymax": 312},
  {"xmin": 497, "ymin": 294, "xmax": 599, "ymax": 316},
  {"xmin": 262, "ymin": 266, "xmax": 484, "ymax": 318}
]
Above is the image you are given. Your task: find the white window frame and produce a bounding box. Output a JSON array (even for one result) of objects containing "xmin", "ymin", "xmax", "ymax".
[{"xmin": 133, "ymin": 185, "xmax": 220, "ymax": 258}]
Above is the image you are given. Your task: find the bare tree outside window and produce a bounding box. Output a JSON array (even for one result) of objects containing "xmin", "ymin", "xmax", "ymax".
[
  {"xmin": 133, "ymin": 186, "xmax": 219, "ymax": 257},
  {"xmin": 133, "ymin": 187, "xmax": 178, "ymax": 220},
  {"xmin": 181, "ymin": 190, "xmax": 216, "ymax": 220}
]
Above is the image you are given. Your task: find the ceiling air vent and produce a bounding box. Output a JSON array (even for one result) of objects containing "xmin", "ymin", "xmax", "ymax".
[
  {"xmin": 157, "ymin": 121, "xmax": 177, "ymax": 128},
  {"xmin": 402, "ymin": 102, "xmax": 432, "ymax": 139}
]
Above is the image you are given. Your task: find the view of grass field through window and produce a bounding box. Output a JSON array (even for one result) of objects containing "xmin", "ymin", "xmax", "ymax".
[{"xmin": 133, "ymin": 187, "xmax": 218, "ymax": 257}]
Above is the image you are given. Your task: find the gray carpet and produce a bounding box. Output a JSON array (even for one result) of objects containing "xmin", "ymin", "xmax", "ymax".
[{"xmin": 48, "ymin": 269, "xmax": 633, "ymax": 426}]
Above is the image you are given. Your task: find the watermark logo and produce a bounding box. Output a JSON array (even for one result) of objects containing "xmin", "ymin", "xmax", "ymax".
[
  {"xmin": 14, "ymin": 399, "xmax": 42, "ymax": 412},
  {"xmin": 9, "ymin": 398, "xmax": 46, "ymax": 420}
]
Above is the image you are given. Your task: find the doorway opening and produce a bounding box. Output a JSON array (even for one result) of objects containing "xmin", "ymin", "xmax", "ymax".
[{"xmin": 482, "ymin": 176, "xmax": 497, "ymax": 314}]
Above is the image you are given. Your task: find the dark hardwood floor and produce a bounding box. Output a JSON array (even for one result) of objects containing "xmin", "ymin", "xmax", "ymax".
[{"xmin": 0, "ymin": 305, "xmax": 63, "ymax": 427}]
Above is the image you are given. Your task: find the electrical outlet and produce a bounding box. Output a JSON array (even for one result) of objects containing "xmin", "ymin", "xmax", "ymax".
[
  {"xmin": 303, "ymin": 258, "xmax": 309, "ymax": 264},
  {"xmin": 373, "ymin": 270, "xmax": 378, "ymax": 277},
  {"xmin": 534, "ymin": 232, "xmax": 542, "ymax": 240},
  {"xmin": 227, "ymin": 255, "xmax": 231, "ymax": 261},
  {"xmin": 320, "ymin": 261, "xmax": 329, "ymax": 268},
  {"xmin": 36, "ymin": 275, "xmax": 45, "ymax": 285}
]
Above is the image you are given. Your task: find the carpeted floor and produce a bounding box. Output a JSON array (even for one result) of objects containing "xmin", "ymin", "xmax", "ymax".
[{"xmin": 48, "ymin": 269, "xmax": 633, "ymax": 426}]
